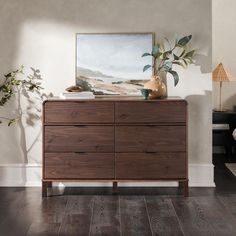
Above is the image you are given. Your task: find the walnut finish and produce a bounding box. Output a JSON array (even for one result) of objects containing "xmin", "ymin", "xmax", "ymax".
[
  {"xmin": 45, "ymin": 153, "xmax": 114, "ymax": 179},
  {"xmin": 116, "ymin": 153, "xmax": 186, "ymax": 179},
  {"xmin": 115, "ymin": 126, "xmax": 186, "ymax": 152},
  {"xmin": 44, "ymin": 101, "xmax": 114, "ymax": 123},
  {"xmin": 45, "ymin": 126, "xmax": 114, "ymax": 153},
  {"xmin": 42, "ymin": 98, "xmax": 188, "ymax": 197},
  {"xmin": 115, "ymin": 101, "xmax": 186, "ymax": 123}
]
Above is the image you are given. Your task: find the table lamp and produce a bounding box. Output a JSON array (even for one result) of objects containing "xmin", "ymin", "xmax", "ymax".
[{"xmin": 212, "ymin": 63, "xmax": 235, "ymax": 111}]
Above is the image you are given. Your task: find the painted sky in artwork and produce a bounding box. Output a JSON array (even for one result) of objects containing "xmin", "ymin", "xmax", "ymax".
[{"xmin": 76, "ymin": 34, "xmax": 153, "ymax": 80}]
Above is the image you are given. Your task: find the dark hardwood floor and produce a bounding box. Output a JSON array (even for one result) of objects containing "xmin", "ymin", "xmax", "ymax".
[{"xmin": 0, "ymin": 156, "xmax": 236, "ymax": 236}]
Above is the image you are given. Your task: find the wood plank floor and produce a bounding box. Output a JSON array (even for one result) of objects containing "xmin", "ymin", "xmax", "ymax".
[
  {"xmin": 0, "ymin": 187, "xmax": 236, "ymax": 236},
  {"xmin": 0, "ymin": 157, "xmax": 236, "ymax": 236}
]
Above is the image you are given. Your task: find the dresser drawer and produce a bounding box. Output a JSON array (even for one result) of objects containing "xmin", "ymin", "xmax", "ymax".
[
  {"xmin": 44, "ymin": 153, "xmax": 114, "ymax": 179},
  {"xmin": 116, "ymin": 153, "xmax": 186, "ymax": 179},
  {"xmin": 44, "ymin": 101, "xmax": 114, "ymax": 124},
  {"xmin": 45, "ymin": 126, "xmax": 114, "ymax": 152},
  {"xmin": 115, "ymin": 101, "xmax": 186, "ymax": 123},
  {"xmin": 115, "ymin": 126, "xmax": 186, "ymax": 152}
]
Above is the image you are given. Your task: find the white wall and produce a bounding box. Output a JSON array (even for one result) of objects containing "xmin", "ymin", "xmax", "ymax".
[
  {"xmin": 0, "ymin": 0, "xmax": 213, "ymax": 186},
  {"xmin": 213, "ymin": 0, "xmax": 236, "ymax": 110}
]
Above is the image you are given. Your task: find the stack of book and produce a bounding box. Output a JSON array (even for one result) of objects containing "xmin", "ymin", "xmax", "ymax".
[{"xmin": 60, "ymin": 91, "xmax": 95, "ymax": 99}]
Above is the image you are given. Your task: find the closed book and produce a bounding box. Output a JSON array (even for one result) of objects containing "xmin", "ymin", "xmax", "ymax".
[{"xmin": 60, "ymin": 91, "xmax": 95, "ymax": 99}]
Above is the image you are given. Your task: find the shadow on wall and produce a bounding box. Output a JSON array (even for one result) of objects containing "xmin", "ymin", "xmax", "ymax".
[
  {"xmin": 185, "ymin": 90, "xmax": 212, "ymax": 163},
  {"xmin": 0, "ymin": 65, "xmax": 53, "ymax": 165},
  {"xmin": 17, "ymin": 87, "xmax": 53, "ymax": 163},
  {"xmin": 195, "ymin": 50, "xmax": 212, "ymax": 74},
  {"xmin": 224, "ymin": 94, "xmax": 236, "ymax": 111},
  {"xmin": 18, "ymin": 93, "xmax": 45, "ymax": 165}
]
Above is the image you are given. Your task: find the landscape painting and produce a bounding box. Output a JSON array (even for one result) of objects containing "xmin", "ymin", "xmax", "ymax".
[{"xmin": 76, "ymin": 33, "xmax": 153, "ymax": 95}]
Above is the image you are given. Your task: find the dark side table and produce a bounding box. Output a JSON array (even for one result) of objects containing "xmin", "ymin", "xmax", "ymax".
[{"xmin": 213, "ymin": 111, "xmax": 236, "ymax": 156}]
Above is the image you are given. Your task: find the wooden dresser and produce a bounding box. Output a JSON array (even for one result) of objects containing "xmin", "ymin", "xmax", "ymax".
[{"xmin": 42, "ymin": 97, "xmax": 188, "ymax": 197}]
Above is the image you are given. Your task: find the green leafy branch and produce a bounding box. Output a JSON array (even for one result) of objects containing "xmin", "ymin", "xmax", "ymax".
[
  {"xmin": 0, "ymin": 66, "xmax": 44, "ymax": 126},
  {"xmin": 0, "ymin": 116, "xmax": 19, "ymax": 126},
  {"xmin": 142, "ymin": 35, "xmax": 195, "ymax": 86}
]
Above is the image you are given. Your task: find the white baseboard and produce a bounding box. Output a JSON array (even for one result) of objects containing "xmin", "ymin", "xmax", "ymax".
[
  {"xmin": 0, "ymin": 163, "xmax": 215, "ymax": 187},
  {"xmin": 0, "ymin": 164, "xmax": 42, "ymax": 187},
  {"xmin": 189, "ymin": 164, "xmax": 215, "ymax": 187}
]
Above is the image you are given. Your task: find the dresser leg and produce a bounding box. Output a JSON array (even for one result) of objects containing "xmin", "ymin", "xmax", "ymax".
[
  {"xmin": 42, "ymin": 181, "xmax": 51, "ymax": 197},
  {"xmin": 178, "ymin": 181, "xmax": 183, "ymax": 188},
  {"xmin": 183, "ymin": 180, "xmax": 189, "ymax": 197},
  {"xmin": 179, "ymin": 180, "xmax": 189, "ymax": 197},
  {"xmin": 113, "ymin": 182, "xmax": 118, "ymax": 194}
]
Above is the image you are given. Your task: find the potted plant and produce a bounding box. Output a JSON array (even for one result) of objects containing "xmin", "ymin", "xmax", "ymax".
[{"xmin": 142, "ymin": 35, "xmax": 195, "ymax": 98}]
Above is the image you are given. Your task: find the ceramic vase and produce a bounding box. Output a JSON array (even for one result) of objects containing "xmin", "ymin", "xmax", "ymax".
[{"xmin": 144, "ymin": 75, "xmax": 167, "ymax": 99}]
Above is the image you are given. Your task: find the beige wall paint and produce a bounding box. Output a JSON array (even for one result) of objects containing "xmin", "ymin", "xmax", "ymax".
[
  {"xmin": 213, "ymin": 0, "xmax": 236, "ymax": 110},
  {"xmin": 0, "ymin": 0, "xmax": 212, "ymax": 172}
]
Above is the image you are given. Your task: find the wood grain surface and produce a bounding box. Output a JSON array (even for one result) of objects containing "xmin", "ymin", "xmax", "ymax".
[
  {"xmin": 1, "ymin": 187, "xmax": 236, "ymax": 235},
  {"xmin": 120, "ymin": 196, "xmax": 152, "ymax": 236},
  {"xmin": 115, "ymin": 125, "xmax": 186, "ymax": 152},
  {"xmin": 90, "ymin": 196, "xmax": 120, "ymax": 236},
  {"xmin": 145, "ymin": 197, "xmax": 184, "ymax": 236},
  {"xmin": 44, "ymin": 126, "xmax": 114, "ymax": 152},
  {"xmin": 59, "ymin": 196, "xmax": 94, "ymax": 236},
  {"xmin": 44, "ymin": 101, "xmax": 114, "ymax": 124},
  {"xmin": 44, "ymin": 153, "xmax": 114, "ymax": 179},
  {"xmin": 116, "ymin": 153, "xmax": 186, "ymax": 179},
  {"xmin": 115, "ymin": 101, "xmax": 186, "ymax": 123}
]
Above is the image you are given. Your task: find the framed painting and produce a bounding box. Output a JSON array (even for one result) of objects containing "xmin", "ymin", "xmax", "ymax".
[{"xmin": 76, "ymin": 33, "xmax": 154, "ymax": 95}]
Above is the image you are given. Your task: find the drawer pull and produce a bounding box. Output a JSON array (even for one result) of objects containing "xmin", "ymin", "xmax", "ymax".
[
  {"xmin": 74, "ymin": 152, "xmax": 86, "ymax": 154},
  {"xmin": 145, "ymin": 151, "xmax": 157, "ymax": 153}
]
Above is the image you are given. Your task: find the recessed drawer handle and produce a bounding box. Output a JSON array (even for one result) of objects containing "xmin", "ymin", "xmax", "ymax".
[
  {"xmin": 73, "ymin": 125, "xmax": 86, "ymax": 127},
  {"xmin": 74, "ymin": 152, "xmax": 86, "ymax": 154},
  {"xmin": 145, "ymin": 151, "xmax": 157, "ymax": 153}
]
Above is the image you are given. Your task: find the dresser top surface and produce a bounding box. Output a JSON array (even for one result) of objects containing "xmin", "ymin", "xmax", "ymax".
[{"xmin": 44, "ymin": 96, "xmax": 187, "ymax": 103}]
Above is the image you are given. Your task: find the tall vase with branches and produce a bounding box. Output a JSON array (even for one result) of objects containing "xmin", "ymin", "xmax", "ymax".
[{"xmin": 142, "ymin": 35, "xmax": 195, "ymax": 98}]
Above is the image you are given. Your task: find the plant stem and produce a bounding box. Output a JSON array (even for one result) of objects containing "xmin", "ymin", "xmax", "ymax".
[
  {"xmin": 0, "ymin": 116, "xmax": 19, "ymax": 121},
  {"xmin": 153, "ymin": 58, "xmax": 157, "ymax": 76},
  {"xmin": 0, "ymin": 116, "xmax": 12, "ymax": 121},
  {"xmin": 157, "ymin": 60, "xmax": 165, "ymax": 72},
  {"xmin": 170, "ymin": 45, "xmax": 177, "ymax": 52}
]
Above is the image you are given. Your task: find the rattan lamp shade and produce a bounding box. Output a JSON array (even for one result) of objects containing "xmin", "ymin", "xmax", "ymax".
[
  {"xmin": 212, "ymin": 63, "xmax": 235, "ymax": 82},
  {"xmin": 212, "ymin": 63, "xmax": 235, "ymax": 111}
]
